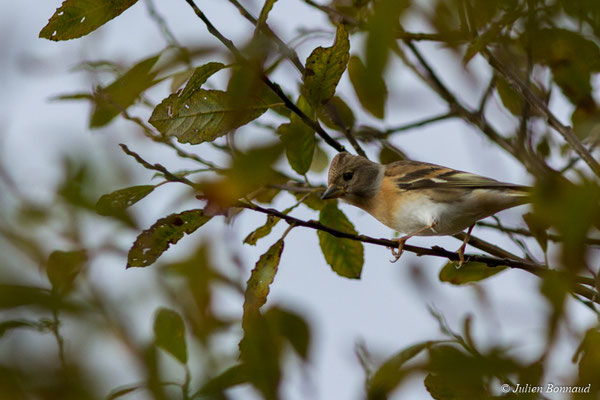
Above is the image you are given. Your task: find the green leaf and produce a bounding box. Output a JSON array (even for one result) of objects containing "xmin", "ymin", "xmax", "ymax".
[
  {"xmin": 365, "ymin": 0, "xmax": 407, "ymax": 95},
  {"xmin": 439, "ymin": 261, "xmax": 506, "ymax": 285},
  {"xmin": 127, "ymin": 209, "xmax": 211, "ymax": 268},
  {"xmin": 318, "ymin": 96, "xmax": 355, "ymax": 131},
  {"xmin": 424, "ymin": 372, "xmax": 487, "ymax": 400},
  {"xmin": 196, "ymin": 364, "xmax": 248, "ymax": 396},
  {"xmin": 278, "ymin": 96, "xmax": 315, "ymax": 175},
  {"xmin": 265, "ymin": 307, "xmax": 310, "ymax": 360},
  {"xmin": 317, "ymin": 203, "xmax": 364, "ymax": 279},
  {"xmin": 90, "ymin": 54, "xmax": 161, "ymax": 127},
  {"xmin": 369, "ymin": 341, "xmax": 436, "ymax": 398},
  {"xmin": 496, "ymin": 76, "xmax": 523, "ymax": 116},
  {"xmin": 0, "ymin": 320, "xmax": 44, "ymax": 338},
  {"xmin": 0, "ymin": 285, "xmax": 78, "ymax": 311},
  {"xmin": 294, "ymin": 191, "xmax": 328, "ymax": 211},
  {"xmin": 522, "ymin": 212, "xmax": 549, "ymax": 252},
  {"xmin": 170, "ymin": 69, "xmax": 194, "ymax": 92},
  {"xmin": 200, "ymin": 144, "xmax": 284, "ymax": 210},
  {"xmin": 244, "ymin": 215, "xmax": 280, "ymax": 246},
  {"xmin": 257, "ymin": 0, "xmax": 278, "ymax": 27},
  {"xmin": 149, "ymin": 89, "xmax": 270, "ymax": 144},
  {"xmin": 303, "ymin": 24, "xmax": 350, "ymax": 110},
  {"xmin": 153, "ymin": 308, "xmax": 187, "ymax": 364},
  {"xmin": 95, "ymin": 185, "xmax": 155, "ymax": 216},
  {"xmin": 239, "ymin": 306, "xmax": 310, "ymax": 399},
  {"xmin": 529, "ymin": 28, "xmax": 600, "ymax": 105},
  {"xmin": 571, "ymin": 103, "xmax": 600, "ymax": 141},
  {"xmin": 424, "ymin": 345, "xmax": 492, "ymax": 399},
  {"xmin": 51, "ymin": 92, "xmax": 93, "ymax": 101},
  {"xmin": 348, "ymin": 55, "xmax": 387, "ymax": 119},
  {"xmin": 575, "ymin": 329, "xmax": 600, "ymax": 384},
  {"xmin": 310, "ymin": 145, "xmax": 330, "ymax": 173},
  {"xmin": 379, "ymin": 145, "xmax": 407, "ymax": 164},
  {"xmin": 46, "ymin": 250, "xmax": 87, "ymax": 294},
  {"xmin": 244, "ymin": 239, "xmax": 284, "ymax": 320},
  {"xmin": 40, "ymin": 0, "xmax": 138, "ymax": 41},
  {"xmin": 106, "ymin": 385, "xmax": 143, "ymax": 400},
  {"xmin": 172, "ymin": 62, "xmax": 226, "ymax": 110}
]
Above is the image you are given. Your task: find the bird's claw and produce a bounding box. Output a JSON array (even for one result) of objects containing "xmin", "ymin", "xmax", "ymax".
[
  {"xmin": 455, "ymin": 245, "xmax": 467, "ymax": 269},
  {"xmin": 457, "ymin": 252, "xmax": 465, "ymax": 269},
  {"xmin": 390, "ymin": 238, "xmax": 407, "ymax": 263}
]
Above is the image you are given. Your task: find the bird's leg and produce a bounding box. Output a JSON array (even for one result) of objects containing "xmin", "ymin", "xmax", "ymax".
[
  {"xmin": 456, "ymin": 224, "xmax": 475, "ymax": 268},
  {"xmin": 390, "ymin": 224, "xmax": 435, "ymax": 262}
]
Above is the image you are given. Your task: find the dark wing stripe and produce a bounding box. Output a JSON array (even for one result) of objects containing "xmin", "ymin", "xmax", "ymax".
[
  {"xmin": 396, "ymin": 180, "xmax": 531, "ymax": 192},
  {"xmin": 436, "ymin": 170, "xmax": 461, "ymax": 179}
]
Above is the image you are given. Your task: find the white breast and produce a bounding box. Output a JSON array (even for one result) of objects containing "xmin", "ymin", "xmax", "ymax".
[{"xmin": 388, "ymin": 194, "xmax": 498, "ymax": 236}]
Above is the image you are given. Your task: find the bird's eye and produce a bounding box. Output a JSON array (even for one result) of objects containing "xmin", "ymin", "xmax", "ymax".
[{"xmin": 343, "ymin": 171, "xmax": 354, "ymax": 181}]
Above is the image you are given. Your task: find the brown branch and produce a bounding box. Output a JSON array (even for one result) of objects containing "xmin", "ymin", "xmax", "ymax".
[
  {"xmin": 182, "ymin": 0, "xmax": 346, "ymax": 154},
  {"xmin": 238, "ymin": 201, "xmax": 598, "ymax": 301}
]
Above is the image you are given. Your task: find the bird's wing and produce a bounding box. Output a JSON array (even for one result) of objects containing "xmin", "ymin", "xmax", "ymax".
[{"xmin": 385, "ymin": 160, "xmax": 530, "ymax": 192}]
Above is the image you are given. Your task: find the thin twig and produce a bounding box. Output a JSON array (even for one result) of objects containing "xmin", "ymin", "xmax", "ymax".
[
  {"xmin": 50, "ymin": 308, "xmax": 67, "ymax": 368},
  {"xmin": 383, "ymin": 112, "xmax": 457, "ymax": 136},
  {"xmin": 121, "ymin": 110, "xmax": 221, "ymax": 170},
  {"xmin": 477, "ymin": 74, "xmax": 496, "ymax": 115},
  {"xmin": 119, "ymin": 144, "xmax": 197, "ymax": 188},
  {"xmin": 145, "ymin": 0, "xmax": 184, "ymax": 51}
]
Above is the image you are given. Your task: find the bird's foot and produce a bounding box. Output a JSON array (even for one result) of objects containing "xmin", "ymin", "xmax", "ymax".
[
  {"xmin": 390, "ymin": 237, "xmax": 408, "ymax": 263},
  {"xmin": 455, "ymin": 225, "xmax": 474, "ymax": 269},
  {"xmin": 456, "ymin": 244, "xmax": 466, "ymax": 269}
]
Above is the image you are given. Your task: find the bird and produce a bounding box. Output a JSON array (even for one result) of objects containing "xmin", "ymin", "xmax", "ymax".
[{"xmin": 321, "ymin": 152, "xmax": 530, "ymax": 265}]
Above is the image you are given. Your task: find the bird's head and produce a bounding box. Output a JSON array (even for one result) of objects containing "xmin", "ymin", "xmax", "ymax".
[{"xmin": 321, "ymin": 152, "xmax": 383, "ymax": 202}]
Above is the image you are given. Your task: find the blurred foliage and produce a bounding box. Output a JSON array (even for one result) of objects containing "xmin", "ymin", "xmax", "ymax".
[{"xmin": 1, "ymin": 0, "xmax": 598, "ymax": 398}]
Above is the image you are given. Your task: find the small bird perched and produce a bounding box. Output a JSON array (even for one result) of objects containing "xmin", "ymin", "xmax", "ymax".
[{"xmin": 321, "ymin": 152, "xmax": 530, "ymax": 265}]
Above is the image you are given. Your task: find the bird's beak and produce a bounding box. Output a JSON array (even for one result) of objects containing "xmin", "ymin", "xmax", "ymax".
[{"xmin": 321, "ymin": 184, "xmax": 345, "ymax": 200}]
